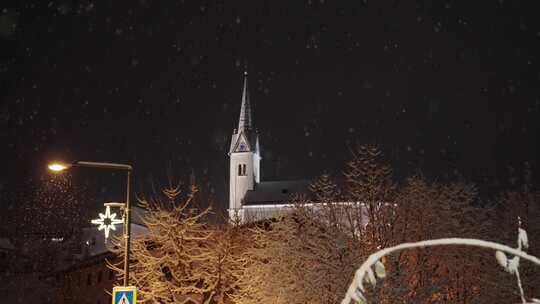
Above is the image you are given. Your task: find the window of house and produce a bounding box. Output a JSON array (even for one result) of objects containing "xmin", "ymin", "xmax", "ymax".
[{"xmin": 97, "ymin": 270, "xmax": 102, "ymax": 283}]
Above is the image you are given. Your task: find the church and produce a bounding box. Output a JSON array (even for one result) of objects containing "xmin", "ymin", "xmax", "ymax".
[{"xmin": 228, "ymin": 71, "xmax": 311, "ymax": 222}]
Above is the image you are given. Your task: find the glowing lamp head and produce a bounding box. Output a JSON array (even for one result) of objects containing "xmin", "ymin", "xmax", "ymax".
[{"xmin": 48, "ymin": 163, "xmax": 70, "ymax": 172}]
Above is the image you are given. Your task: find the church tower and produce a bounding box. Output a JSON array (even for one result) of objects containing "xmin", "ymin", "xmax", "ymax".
[{"xmin": 229, "ymin": 71, "xmax": 261, "ymax": 220}]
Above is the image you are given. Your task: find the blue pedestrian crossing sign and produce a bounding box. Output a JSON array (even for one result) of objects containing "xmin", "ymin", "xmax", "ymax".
[{"xmin": 112, "ymin": 286, "xmax": 137, "ymax": 304}]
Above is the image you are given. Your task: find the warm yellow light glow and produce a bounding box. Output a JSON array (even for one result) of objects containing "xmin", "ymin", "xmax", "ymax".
[{"xmin": 48, "ymin": 163, "xmax": 69, "ymax": 172}]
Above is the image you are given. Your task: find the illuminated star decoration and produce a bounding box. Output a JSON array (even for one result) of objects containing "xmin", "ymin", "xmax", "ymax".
[{"xmin": 91, "ymin": 206, "xmax": 124, "ymax": 238}]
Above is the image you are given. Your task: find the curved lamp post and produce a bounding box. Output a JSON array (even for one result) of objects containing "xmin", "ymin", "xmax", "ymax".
[{"xmin": 49, "ymin": 160, "xmax": 133, "ymax": 287}]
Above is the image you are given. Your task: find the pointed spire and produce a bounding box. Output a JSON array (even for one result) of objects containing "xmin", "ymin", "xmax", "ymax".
[{"xmin": 238, "ymin": 70, "xmax": 252, "ymax": 131}]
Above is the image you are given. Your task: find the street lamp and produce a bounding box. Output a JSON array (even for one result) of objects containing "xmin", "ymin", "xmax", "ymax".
[
  {"xmin": 48, "ymin": 160, "xmax": 133, "ymax": 287},
  {"xmin": 48, "ymin": 163, "xmax": 70, "ymax": 172}
]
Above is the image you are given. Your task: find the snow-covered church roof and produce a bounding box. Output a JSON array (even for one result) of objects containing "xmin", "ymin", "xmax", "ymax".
[{"xmin": 243, "ymin": 180, "xmax": 312, "ymax": 205}]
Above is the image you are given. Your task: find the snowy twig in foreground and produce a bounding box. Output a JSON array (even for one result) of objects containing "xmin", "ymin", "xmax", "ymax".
[{"xmin": 341, "ymin": 237, "xmax": 540, "ymax": 304}]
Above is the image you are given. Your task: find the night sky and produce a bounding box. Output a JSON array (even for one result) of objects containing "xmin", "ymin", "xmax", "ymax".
[{"xmin": 1, "ymin": 0, "xmax": 539, "ymax": 209}]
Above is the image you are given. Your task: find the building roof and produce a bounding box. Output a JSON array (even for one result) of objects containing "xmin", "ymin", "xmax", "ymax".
[
  {"xmin": 238, "ymin": 71, "xmax": 252, "ymax": 131},
  {"xmin": 131, "ymin": 205, "xmax": 146, "ymax": 226},
  {"xmin": 243, "ymin": 180, "xmax": 312, "ymax": 205},
  {"xmin": 229, "ymin": 71, "xmax": 259, "ymax": 155}
]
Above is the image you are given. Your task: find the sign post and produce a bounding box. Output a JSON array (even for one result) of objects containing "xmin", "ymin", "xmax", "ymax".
[{"xmin": 112, "ymin": 286, "xmax": 137, "ymax": 304}]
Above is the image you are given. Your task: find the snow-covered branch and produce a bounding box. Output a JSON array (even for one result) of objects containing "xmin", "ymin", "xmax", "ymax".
[{"xmin": 341, "ymin": 236, "xmax": 540, "ymax": 304}]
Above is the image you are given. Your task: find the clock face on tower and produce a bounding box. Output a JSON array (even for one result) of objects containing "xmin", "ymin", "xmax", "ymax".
[{"xmin": 238, "ymin": 142, "xmax": 248, "ymax": 152}]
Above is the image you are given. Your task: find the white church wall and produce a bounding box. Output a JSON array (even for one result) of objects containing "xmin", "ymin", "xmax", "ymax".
[
  {"xmin": 229, "ymin": 152, "xmax": 255, "ymax": 210},
  {"xmin": 232, "ymin": 202, "xmax": 371, "ymax": 227}
]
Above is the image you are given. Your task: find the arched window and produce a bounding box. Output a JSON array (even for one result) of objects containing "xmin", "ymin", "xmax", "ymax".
[{"xmin": 238, "ymin": 164, "xmax": 247, "ymax": 176}]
